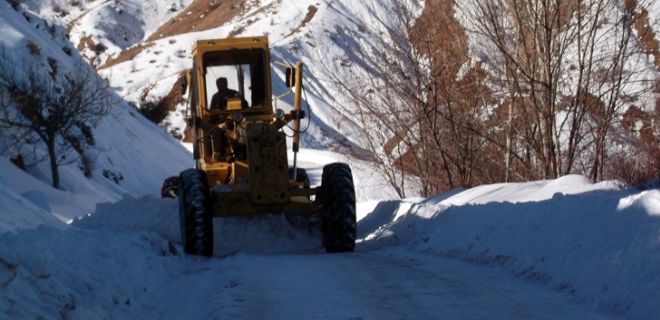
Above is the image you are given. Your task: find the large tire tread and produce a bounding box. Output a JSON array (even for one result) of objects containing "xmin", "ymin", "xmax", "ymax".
[
  {"xmin": 320, "ymin": 163, "xmax": 357, "ymax": 253},
  {"xmin": 179, "ymin": 169, "xmax": 213, "ymax": 256}
]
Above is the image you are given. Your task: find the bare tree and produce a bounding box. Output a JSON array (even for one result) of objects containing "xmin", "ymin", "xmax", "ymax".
[
  {"xmin": 315, "ymin": 0, "xmax": 495, "ymax": 196},
  {"xmin": 0, "ymin": 56, "xmax": 112, "ymax": 189},
  {"xmin": 457, "ymin": 0, "xmax": 656, "ymax": 182},
  {"xmin": 313, "ymin": 0, "xmax": 428, "ymax": 197},
  {"xmin": 310, "ymin": 0, "xmax": 656, "ymax": 196}
]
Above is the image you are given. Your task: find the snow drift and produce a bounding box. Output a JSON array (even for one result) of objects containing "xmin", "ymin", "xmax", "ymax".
[{"xmin": 361, "ymin": 176, "xmax": 660, "ymax": 319}]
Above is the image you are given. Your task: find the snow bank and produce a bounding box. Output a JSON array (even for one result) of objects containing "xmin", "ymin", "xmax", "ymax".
[
  {"xmin": 0, "ymin": 225, "xmax": 182, "ymax": 319},
  {"xmin": 360, "ymin": 176, "xmax": 660, "ymax": 320},
  {"xmin": 0, "ymin": 182, "xmax": 64, "ymax": 234},
  {"xmin": 73, "ymin": 196, "xmax": 180, "ymax": 240}
]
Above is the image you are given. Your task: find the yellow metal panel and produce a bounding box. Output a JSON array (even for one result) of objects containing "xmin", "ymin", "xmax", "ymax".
[
  {"xmin": 227, "ymin": 99, "xmax": 242, "ymax": 111},
  {"xmin": 246, "ymin": 123, "xmax": 289, "ymax": 205},
  {"xmin": 201, "ymin": 162, "xmax": 231, "ymax": 185},
  {"xmin": 192, "ymin": 36, "xmax": 270, "ymax": 53}
]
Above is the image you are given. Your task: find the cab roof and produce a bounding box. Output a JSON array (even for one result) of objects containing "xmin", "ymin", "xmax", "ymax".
[{"xmin": 191, "ymin": 36, "xmax": 269, "ymax": 54}]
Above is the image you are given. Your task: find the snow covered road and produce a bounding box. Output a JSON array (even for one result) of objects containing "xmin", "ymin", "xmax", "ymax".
[
  {"xmin": 174, "ymin": 250, "xmax": 615, "ymax": 320},
  {"xmin": 2, "ymin": 176, "xmax": 658, "ymax": 319},
  {"xmin": 1, "ymin": 198, "xmax": 620, "ymax": 319}
]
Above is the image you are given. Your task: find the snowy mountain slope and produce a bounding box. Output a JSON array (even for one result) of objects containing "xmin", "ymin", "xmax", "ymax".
[
  {"xmin": 16, "ymin": 0, "xmax": 192, "ymax": 66},
  {"xmin": 70, "ymin": 0, "xmax": 192, "ymax": 66},
  {"xmin": 95, "ymin": 0, "xmax": 659, "ymax": 165},
  {"xmin": 0, "ymin": 0, "xmax": 191, "ymax": 230},
  {"xmin": 96, "ymin": 0, "xmax": 425, "ymax": 156}
]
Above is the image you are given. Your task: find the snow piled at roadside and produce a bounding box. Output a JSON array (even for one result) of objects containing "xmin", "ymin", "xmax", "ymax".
[
  {"xmin": 0, "ymin": 224, "xmax": 182, "ymax": 318},
  {"xmin": 0, "ymin": 178, "xmax": 64, "ymax": 234},
  {"xmin": 360, "ymin": 176, "xmax": 660, "ymax": 319},
  {"xmin": 1, "ymin": 169, "xmax": 658, "ymax": 319}
]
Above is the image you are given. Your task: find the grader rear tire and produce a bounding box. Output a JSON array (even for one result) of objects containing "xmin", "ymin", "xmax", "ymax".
[
  {"xmin": 320, "ymin": 163, "xmax": 356, "ymax": 253},
  {"xmin": 178, "ymin": 169, "xmax": 213, "ymax": 256}
]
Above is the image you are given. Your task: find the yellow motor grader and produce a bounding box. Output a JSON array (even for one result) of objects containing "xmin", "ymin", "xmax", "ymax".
[{"xmin": 162, "ymin": 36, "xmax": 356, "ymax": 256}]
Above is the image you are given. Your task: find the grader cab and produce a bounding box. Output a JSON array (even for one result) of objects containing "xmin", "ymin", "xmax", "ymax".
[{"xmin": 163, "ymin": 36, "xmax": 356, "ymax": 256}]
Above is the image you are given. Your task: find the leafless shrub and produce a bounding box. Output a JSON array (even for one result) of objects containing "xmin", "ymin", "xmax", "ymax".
[
  {"xmin": 138, "ymin": 79, "xmax": 184, "ymax": 126},
  {"xmin": 607, "ymin": 139, "xmax": 660, "ymax": 189}
]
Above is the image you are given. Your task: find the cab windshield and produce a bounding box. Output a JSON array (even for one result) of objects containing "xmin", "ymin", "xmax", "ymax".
[{"xmin": 202, "ymin": 49, "xmax": 267, "ymax": 111}]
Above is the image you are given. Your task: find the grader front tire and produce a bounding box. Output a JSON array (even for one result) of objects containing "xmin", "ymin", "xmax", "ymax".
[{"xmin": 179, "ymin": 169, "xmax": 214, "ymax": 256}]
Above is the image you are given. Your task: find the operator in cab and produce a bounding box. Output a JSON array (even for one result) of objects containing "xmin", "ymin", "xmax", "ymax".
[{"xmin": 210, "ymin": 77, "xmax": 245, "ymax": 110}]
